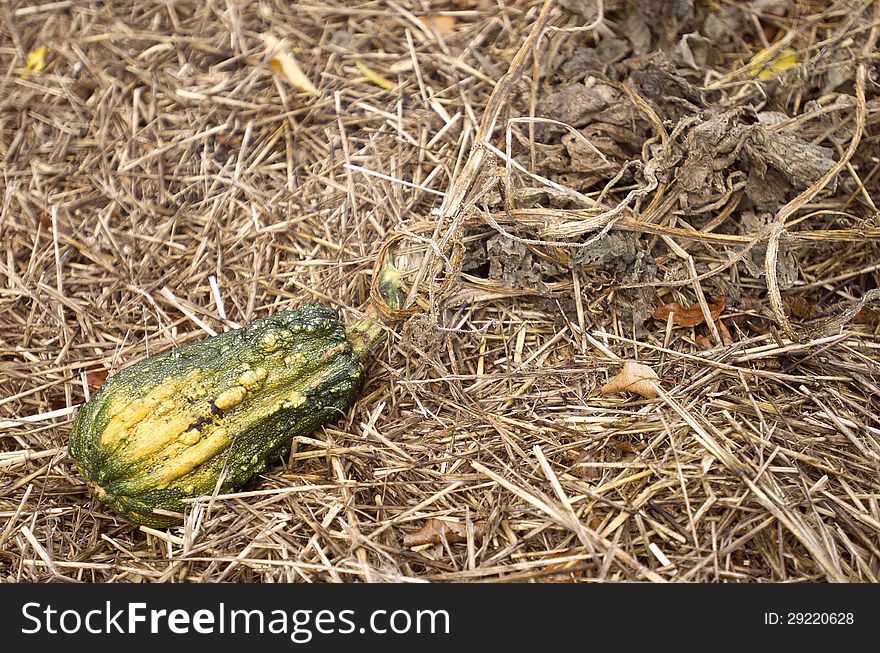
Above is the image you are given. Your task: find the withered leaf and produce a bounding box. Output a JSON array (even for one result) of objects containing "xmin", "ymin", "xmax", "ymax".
[
  {"xmin": 263, "ymin": 34, "xmax": 318, "ymax": 96},
  {"xmin": 403, "ymin": 519, "xmax": 483, "ymax": 548},
  {"xmin": 738, "ymin": 295, "xmax": 764, "ymax": 312},
  {"xmin": 36, "ymin": 211, "xmax": 73, "ymax": 237},
  {"xmin": 854, "ymin": 306, "xmax": 880, "ymax": 326},
  {"xmin": 745, "ymin": 45, "xmax": 798, "ymax": 81},
  {"xmin": 601, "ymin": 361, "xmax": 659, "ymax": 399},
  {"xmin": 783, "ymin": 295, "xmax": 823, "ymax": 320},
  {"xmin": 215, "ymin": 133, "xmax": 243, "ymax": 148},
  {"xmin": 695, "ymin": 319, "xmax": 733, "ymax": 349},
  {"xmin": 23, "ymin": 47, "xmax": 48, "ymax": 78},
  {"xmin": 717, "ymin": 319, "xmax": 734, "ymax": 346},
  {"xmin": 545, "ymin": 548, "xmax": 581, "ymax": 573},
  {"xmin": 544, "ymin": 547, "xmax": 586, "ymax": 582},
  {"xmin": 87, "ymin": 368, "xmax": 109, "ymax": 391},
  {"xmin": 544, "ymin": 540, "xmax": 602, "ymax": 582},
  {"xmin": 355, "ymin": 61, "xmax": 395, "ymax": 90},
  {"xmin": 653, "ymin": 298, "xmax": 725, "ymax": 327}
]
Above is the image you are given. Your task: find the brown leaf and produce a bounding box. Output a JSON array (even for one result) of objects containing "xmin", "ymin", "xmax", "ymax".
[
  {"xmin": 49, "ymin": 397, "xmax": 67, "ymax": 411},
  {"xmin": 716, "ymin": 319, "xmax": 734, "ymax": 346},
  {"xmin": 403, "ymin": 519, "xmax": 483, "ymax": 548},
  {"xmin": 545, "ymin": 548, "xmax": 580, "ymax": 571},
  {"xmin": 783, "ymin": 295, "xmax": 823, "ymax": 320},
  {"xmin": 36, "ymin": 211, "xmax": 72, "ymax": 237},
  {"xmin": 610, "ymin": 438, "xmax": 640, "ymax": 453},
  {"xmin": 544, "ymin": 542, "xmax": 601, "ymax": 582},
  {"xmin": 695, "ymin": 319, "xmax": 733, "ymax": 349},
  {"xmin": 854, "ymin": 306, "xmax": 880, "ymax": 326},
  {"xmin": 71, "ymin": 79, "xmax": 98, "ymax": 100},
  {"xmin": 653, "ymin": 297, "xmax": 725, "ymax": 327},
  {"xmin": 544, "ymin": 547, "xmax": 585, "ymax": 581},
  {"xmin": 738, "ymin": 295, "xmax": 763, "ymax": 312},
  {"xmin": 215, "ymin": 133, "xmax": 243, "ymax": 148},
  {"xmin": 600, "ymin": 361, "xmax": 659, "ymax": 399},
  {"xmin": 87, "ymin": 368, "xmax": 109, "ymax": 391},
  {"xmin": 564, "ymin": 450, "xmax": 600, "ymax": 480}
]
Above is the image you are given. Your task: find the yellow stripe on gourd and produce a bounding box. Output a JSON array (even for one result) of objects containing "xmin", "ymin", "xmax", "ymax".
[
  {"xmin": 125, "ymin": 426, "xmax": 230, "ymax": 491},
  {"xmin": 101, "ymin": 373, "xmax": 205, "ymax": 446}
]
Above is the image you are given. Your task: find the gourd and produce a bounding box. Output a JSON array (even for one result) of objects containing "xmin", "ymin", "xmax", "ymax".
[{"xmin": 68, "ymin": 260, "xmax": 401, "ymax": 528}]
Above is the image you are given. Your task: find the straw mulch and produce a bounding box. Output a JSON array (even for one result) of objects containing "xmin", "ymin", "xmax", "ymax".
[{"xmin": 2, "ymin": 0, "xmax": 879, "ymax": 583}]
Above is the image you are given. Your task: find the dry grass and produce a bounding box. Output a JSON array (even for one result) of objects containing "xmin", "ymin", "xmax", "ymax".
[{"xmin": 1, "ymin": 0, "xmax": 879, "ymax": 583}]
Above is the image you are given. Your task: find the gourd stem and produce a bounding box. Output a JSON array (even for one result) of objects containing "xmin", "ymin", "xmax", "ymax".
[{"xmin": 347, "ymin": 251, "xmax": 403, "ymax": 356}]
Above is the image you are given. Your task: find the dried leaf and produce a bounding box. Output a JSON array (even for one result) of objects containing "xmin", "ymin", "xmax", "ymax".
[
  {"xmin": 564, "ymin": 450, "xmax": 600, "ymax": 480},
  {"xmin": 746, "ymin": 45, "xmax": 798, "ymax": 81},
  {"xmin": 419, "ymin": 15, "xmax": 457, "ymax": 37},
  {"xmin": 853, "ymin": 306, "xmax": 880, "ymax": 326},
  {"xmin": 216, "ymin": 132, "xmax": 243, "ymax": 148},
  {"xmin": 263, "ymin": 34, "xmax": 318, "ymax": 96},
  {"xmin": 403, "ymin": 519, "xmax": 482, "ymax": 548},
  {"xmin": 609, "ymin": 438, "xmax": 640, "ymax": 453},
  {"xmin": 36, "ymin": 211, "xmax": 72, "ymax": 237},
  {"xmin": 694, "ymin": 318, "xmax": 734, "ymax": 348},
  {"xmin": 716, "ymin": 319, "xmax": 734, "ymax": 346},
  {"xmin": 87, "ymin": 368, "xmax": 109, "ymax": 391},
  {"xmin": 783, "ymin": 295, "xmax": 823, "ymax": 320},
  {"xmin": 653, "ymin": 298, "xmax": 725, "ymax": 327},
  {"xmin": 23, "ymin": 46, "xmax": 48, "ymax": 78},
  {"xmin": 738, "ymin": 295, "xmax": 764, "ymax": 312},
  {"xmin": 545, "ymin": 548, "xmax": 581, "ymax": 574},
  {"xmin": 355, "ymin": 61, "xmax": 395, "ymax": 90},
  {"xmin": 601, "ymin": 361, "xmax": 659, "ymax": 399}
]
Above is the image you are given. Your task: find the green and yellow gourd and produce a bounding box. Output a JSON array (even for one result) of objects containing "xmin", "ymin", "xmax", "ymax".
[{"xmin": 69, "ymin": 260, "xmax": 402, "ymax": 528}]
